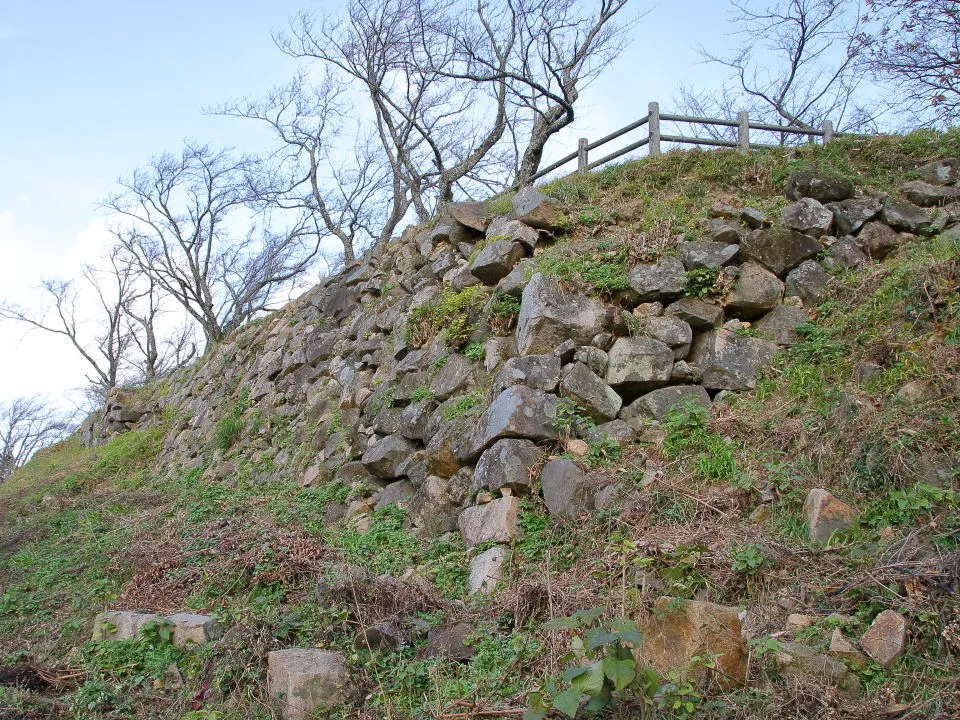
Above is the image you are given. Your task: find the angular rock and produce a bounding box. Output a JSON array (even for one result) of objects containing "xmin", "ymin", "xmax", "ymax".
[
  {"xmin": 559, "ymin": 362, "xmax": 623, "ymax": 423},
  {"xmin": 496, "ymin": 258, "xmax": 533, "ymax": 297},
  {"xmin": 444, "ymin": 201, "xmax": 489, "ymax": 232},
  {"xmin": 486, "ymin": 216, "xmax": 541, "ymax": 250},
  {"xmin": 574, "ymin": 345, "xmax": 609, "ymax": 376},
  {"xmin": 469, "ymin": 240, "xmax": 526, "ymax": 284},
  {"xmin": 740, "ymin": 207, "xmax": 768, "ymax": 229},
  {"xmin": 637, "ymin": 598, "xmax": 748, "ymax": 689},
  {"xmin": 785, "ymin": 169, "xmax": 854, "ymax": 203},
  {"xmin": 407, "ymin": 472, "xmax": 471, "ymax": 534},
  {"xmin": 707, "ymin": 218, "xmax": 743, "ymax": 244},
  {"xmin": 354, "ymin": 623, "xmax": 402, "ymax": 651},
  {"xmin": 540, "ymin": 459, "xmax": 594, "ymax": 520},
  {"xmin": 827, "ymin": 195, "xmax": 884, "ymax": 236},
  {"xmin": 628, "ymin": 257, "xmax": 687, "ymax": 301},
  {"xmin": 631, "ymin": 316, "xmax": 693, "ymax": 360},
  {"xmin": 823, "ymin": 236, "xmax": 870, "ymax": 269},
  {"xmin": 665, "ymin": 298, "xmax": 724, "ymax": 331},
  {"xmin": 426, "ymin": 623, "xmax": 477, "ymax": 660},
  {"xmin": 785, "ymin": 260, "xmax": 833, "ymax": 306},
  {"xmin": 775, "ymin": 642, "xmax": 861, "ymax": 698},
  {"xmin": 587, "ymin": 419, "xmax": 635, "ymax": 446},
  {"xmin": 622, "ymin": 385, "xmax": 711, "ymax": 422},
  {"xmin": 830, "ymin": 629, "xmax": 869, "ymax": 670},
  {"xmin": 92, "ymin": 610, "xmax": 163, "ymax": 642},
  {"xmin": 803, "ymin": 488, "xmax": 855, "ymax": 544},
  {"xmin": 267, "ymin": 649, "xmax": 354, "ymax": 719},
  {"xmin": 430, "ymin": 353, "xmax": 478, "ymax": 402},
  {"xmin": 400, "ymin": 402, "xmax": 433, "ymax": 441},
  {"xmin": 882, "ymin": 198, "xmax": 931, "ymax": 233},
  {"xmin": 425, "ymin": 418, "xmax": 477, "ymax": 478},
  {"xmin": 375, "ymin": 479, "xmax": 415, "ymax": 510},
  {"xmin": 689, "ymin": 330, "xmax": 778, "ymax": 391},
  {"xmin": 917, "ymin": 156, "xmax": 960, "ymax": 186},
  {"xmin": 741, "ymin": 227, "xmax": 823, "ymax": 277},
  {"xmin": 679, "ymin": 241, "xmax": 740, "ymax": 270},
  {"xmin": 781, "ymin": 197, "xmax": 834, "ymax": 238},
  {"xmin": 753, "ymin": 306, "xmax": 808, "ymax": 345},
  {"xmin": 856, "ymin": 221, "xmax": 900, "ymax": 259},
  {"xmin": 167, "ymin": 613, "xmax": 224, "ymax": 648},
  {"xmin": 362, "ymin": 434, "xmax": 418, "ymax": 479},
  {"xmin": 469, "ymin": 545, "xmax": 510, "ymax": 595},
  {"xmin": 484, "ymin": 336, "xmax": 516, "ymax": 372},
  {"xmin": 492, "ymin": 354, "xmax": 561, "ymax": 395},
  {"xmin": 860, "ymin": 610, "xmax": 907, "ymax": 668},
  {"xmin": 458, "ymin": 496, "xmax": 521, "ymax": 546},
  {"xmin": 724, "ymin": 262, "xmax": 784, "ymax": 320},
  {"xmin": 473, "ymin": 438, "xmax": 542, "ymax": 492},
  {"xmin": 472, "ymin": 385, "xmax": 560, "ymax": 454},
  {"xmin": 516, "ymin": 274, "xmax": 605, "ymax": 356},
  {"xmin": 512, "ymin": 187, "xmax": 565, "ymax": 230},
  {"xmin": 900, "ymin": 180, "xmax": 960, "ymax": 207},
  {"xmin": 605, "ymin": 336, "xmax": 674, "ymax": 396}
]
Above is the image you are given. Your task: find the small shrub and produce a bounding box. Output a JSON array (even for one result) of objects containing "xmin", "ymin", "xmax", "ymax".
[
  {"xmin": 489, "ymin": 292, "xmax": 522, "ymax": 335},
  {"xmin": 213, "ymin": 388, "xmax": 251, "ymax": 452},
  {"xmin": 730, "ymin": 543, "xmax": 771, "ymax": 575},
  {"xmin": 409, "ymin": 385, "xmax": 436, "ymax": 403},
  {"xmin": 684, "ymin": 268, "xmax": 722, "ymax": 298},
  {"xmin": 463, "ymin": 342, "xmax": 485, "ymax": 361},
  {"xmin": 443, "ymin": 391, "xmax": 485, "ymax": 421},
  {"xmin": 406, "ymin": 286, "xmax": 489, "ymax": 348}
]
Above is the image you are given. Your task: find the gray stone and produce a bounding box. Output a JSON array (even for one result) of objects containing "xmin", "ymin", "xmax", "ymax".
[
  {"xmin": 560, "ymin": 362, "xmax": 623, "ymax": 423},
  {"xmin": 829, "ymin": 629, "xmax": 869, "ymax": 670},
  {"xmin": 740, "ymin": 207, "xmax": 768, "ymax": 228},
  {"xmin": 628, "ymin": 257, "xmax": 687, "ymax": 301},
  {"xmin": 587, "ymin": 419, "xmax": 635, "ymax": 446},
  {"xmin": 775, "ymin": 642, "xmax": 861, "ymax": 698},
  {"xmin": 267, "ymin": 649, "xmax": 354, "ymax": 719},
  {"xmin": 399, "ymin": 402, "xmax": 433, "ymax": 441},
  {"xmin": 679, "ymin": 241, "xmax": 740, "ymax": 270},
  {"xmin": 574, "ymin": 345, "xmax": 609, "ymax": 376},
  {"xmin": 882, "ymin": 198, "xmax": 931, "ymax": 233},
  {"xmin": 496, "ymin": 258, "xmax": 533, "ymax": 297},
  {"xmin": 753, "ymin": 306, "xmax": 809, "ymax": 345},
  {"xmin": 724, "ymin": 262, "xmax": 784, "ymax": 320},
  {"xmin": 492, "ymin": 354, "xmax": 561, "ymax": 395},
  {"xmin": 670, "ymin": 360, "xmax": 700, "ymax": 384},
  {"xmin": 354, "ymin": 623, "xmax": 402, "ymax": 651},
  {"xmin": 917, "ymin": 156, "xmax": 960, "ymax": 185},
  {"xmin": 689, "ymin": 329, "xmax": 778, "ymax": 391},
  {"xmin": 472, "ymin": 385, "xmax": 560, "ymax": 454},
  {"xmin": 860, "ymin": 610, "xmax": 907, "ymax": 668},
  {"xmin": 362, "ymin": 434, "xmax": 417, "ymax": 478},
  {"xmin": 785, "ymin": 260, "xmax": 834, "ymax": 306},
  {"xmin": 741, "ymin": 227, "xmax": 823, "ymax": 277},
  {"xmin": 426, "ymin": 623, "xmax": 477, "ymax": 660},
  {"xmin": 167, "ymin": 613, "xmax": 224, "ymax": 648},
  {"xmin": 469, "ymin": 545, "xmax": 510, "ymax": 595},
  {"xmin": 375, "ymin": 480, "xmax": 415, "ymax": 510},
  {"xmin": 92, "ymin": 610, "xmax": 163, "ymax": 642},
  {"xmin": 901, "ymin": 180, "xmax": 960, "ymax": 207},
  {"xmin": 486, "ymin": 216, "xmax": 540, "ymax": 250},
  {"xmin": 540, "ymin": 459, "xmax": 594, "ymax": 520},
  {"xmin": 407, "ymin": 471, "xmax": 471, "ymax": 535},
  {"xmin": 473, "ymin": 438, "xmax": 542, "ymax": 492},
  {"xmin": 516, "ymin": 274, "xmax": 605, "ymax": 356},
  {"xmin": 396, "ymin": 453, "xmax": 430, "ymax": 488},
  {"xmin": 827, "ymin": 195, "xmax": 884, "ymax": 235},
  {"xmin": 458, "ymin": 496, "xmax": 521, "ymax": 546},
  {"xmin": 430, "ymin": 353, "xmax": 478, "ymax": 401},
  {"xmin": 470, "ymin": 240, "xmax": 526, "ymax": 284},
  {"xmin": 631, "ymin": 316, "xmax": 693, "ymax": 360},
  {"xmin": 781, "ymin": 197, "xmax": 834, "ymax": 238},
  {"xmin": 665, "ymin": 298, "xmax": 724, "ymax": 331},
  {"xmin": 445, "ymin": 263, "xmax": 483, "ymax": 290},
  {"xmin": 622, "ymin": 385, "xmax": 711, "ymax": 422},
  {"xmin": 444, "ymin": 201, "xmax": 489, "ymax": 232},
  {"xmin": 512, "ymin": 187, "xmax": 565, "ymax": 230},
  {"xmin": 823, "ymin": 236, "xmax": 870, "ymax": 270},
  {"xmin": 856, "ymin": 221, "xmax": 900, "ymax": 259},
  {"xmin": 553, "ymin": 338, "xmax": 578, "ymax": 363},
  {"xmin": 425, "ymin": 417, "xmax": 478, "ymax": 478},
  {"xmin": 785, "ymin": 169, "xmax": 854, "ymax": 203},
  {"xmin": 372, "ymin": 407, "xmax": 403, "ymax": 436},
  {"xmin": 605, "ymin": 336, "xmax": 674, "ymax": 396},
  {"xmin": 803, "ymin": 488, "xmax": 855, "ymax": 544},
  {"xmin": 707, "ymin": 218, "xmax": 743, "ymax": 244},
  {"xmin": 484, "ymin": 336, "xmax": 516, "ymax": 372}
]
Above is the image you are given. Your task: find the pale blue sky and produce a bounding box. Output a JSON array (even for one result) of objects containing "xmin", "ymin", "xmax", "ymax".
[{"xmin": 0, "ymin": 0, "xmax": 733, "ymax": 409}]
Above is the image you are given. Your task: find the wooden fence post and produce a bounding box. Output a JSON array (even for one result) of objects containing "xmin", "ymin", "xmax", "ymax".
[
  {"xmin": 577, "ymin": 138, "xmax": 589, "ymax": 172},
  {"xmin": 822, "ymin": 120, "xmax": 834, "ymax": 144},
  {"xmin": 737, "ymin": 111, "xmax": 750, "ymax": 155},
  {"xmin": 648, "ymin": 102, "xmax": 661, "ymax": 157}
]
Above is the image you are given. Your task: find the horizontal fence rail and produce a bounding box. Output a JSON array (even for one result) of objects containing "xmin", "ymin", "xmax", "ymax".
[{"xmin": 530, "ymin": 102, "xmax": 837, "ymax": 182}]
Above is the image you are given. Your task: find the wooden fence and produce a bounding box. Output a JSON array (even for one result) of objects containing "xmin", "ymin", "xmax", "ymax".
[{"xmin": 529, "ymin": 102, "xmax": 836, "ymax": 182}]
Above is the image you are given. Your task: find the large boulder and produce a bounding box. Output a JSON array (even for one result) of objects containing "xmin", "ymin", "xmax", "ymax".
[
  {"xmin": 512, "ymin": 187, "xmax": 565, "ymax": 230},
  {"xmin": 823, "ymin": 236, "xmax": 870, "ymax": 270},
  {"xmin": 665, "ymin": 298, "xmax": 724, "ymax": 331},
  {"xmin": 785, "ymin": 169, "xmax": 854, "ymax": 203},
  {"xmin": 605, "ymin": 336, "xmax": 674, "ymax": 396},
  {"xmin": 430, "ymin": 353, "xmax": 478, "ymax": 402},
  {"xmin": 621, "ymin": 385, "xmax": 711, "ymax": 423},
  {"xmin": 406, "ymin": 472, "xmax": 471, "ymax": 535},
  {"xmin": 900, "ymin": 180, "xmax": 960, "ymax": 207},
  {"xmin": 267, "ymin": 649, "xmax": 355, "ymax": 719},
  {"xmin": 469, "ymin": 240, "xmax": 526, "ymax": 284},
  {"xmin": 492, "ymin": 354, "xmax": 561, "ymax": 395},
  {"xmin": 856, "ymin": 221, "xmax": 900, "ymax": 259},
  {"xmin": 753, "ymin": 306, "xmax": 809, "ymax": 345},
  {"xmin": 631, "ymin": 316, "xmax": 693, "ymax": 359},
  {"xmin": 516, "ymin": 274, "xmax": 605, "ymax": 356},
  {"xmin": 425, "ymin": 418, "xmax": 478, "ymax": 478},
  {"xmin": 458, "ymin": 497, "xmax": 521, "ymax": 546},
  {"xmin": 559, "ymin": 362, "xmax": 623, "ymax": 423},
  {"xmin": 540, "ymin": 459, "xmax": 595, "ymax": 520},
  {"xmin": 444, "ymin": 201, "xmax": 489, "ymax": 232},
  {"xmin": 628, "ymin": 257, "xmax": 687, "ymax": 301},
  {"xmin": 785, "ymin": 260, "xmax": 834, "ymax": 306},
  {"xmin": 740, "ymin": 227, "xmax": 823, "ymax": 277},
  {"xmin": 636, "ymin": 598, "xmax": 748, "ymax": 689},
  {"xmin": 781, "ymin": 197, "xmax": 834, "ymax": 238},
  {"xmin": 882, "ymin": 198, "xmax": 931, "ymax": 233},
  {"xmin": 678, "ymin": 241, "xmax": 739, "ymax": 270},
  {"xmin": 472, "ymin": 385, "xmax": 560, "ymax": 455},
  {"xmin": 473, "ymin": 438, "xmax": 542, "ymax": 492},
  {"xmin": 361, "ymin": 434, "xmax": 418, "ymax": 479},
  {"xmin": 486, "ymin": 216, "xmax": 540, "ymax": 250},
  {"xmin": 723, "ymin": 262, "xmax": 784, "ymax": 320},
  {"xmin": 689, "ymin": 330, "xmax": 778, "ymax": 391},
  {"xmin": 827, "ymin": 195, "xmax": 884, "ymax": 235},
  {"xmin": 917, "ymin": 156, "xmax": 960, "ymax": 185}
]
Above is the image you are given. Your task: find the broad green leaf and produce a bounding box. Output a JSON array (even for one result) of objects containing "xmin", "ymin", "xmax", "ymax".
[
  {"xmin": 562, "ymin": 666, "xmax": 590, "ymax": 683},
  {"xmin": 584, "ymin": 627, "xmax": 618, "ymax": 650},
  {"xmin": 607, "ymin": 617, "xmax": 642, "ymax": 645},
  {"xmin": 551, "ymin": 688, "xmax": 581, "ymax": 717},
  {"xmin": 543, "ymin": 617, "xmax": 579, "ymax": 631},
  {"xmin": 569, "ymin": 661, "xmax": 605, "ymax": 695},
  {"xmin": 572, "ymin": 607, "xmax": 604, "ymax": 625},
  {"xmin": 602, "ymin": 656, "xmax": 637, "ymax": 691}
]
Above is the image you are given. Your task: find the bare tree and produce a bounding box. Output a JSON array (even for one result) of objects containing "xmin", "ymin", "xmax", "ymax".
[
  {"xmin": 104, "ymin": 143, "xmax": 322, "ymax": 345},
  {"xmin": 122, "ymin": 274, "xmax": 198, "ymax": 383},
  {"xmin": 0, "ymin": 396, "xmax": 74, "ymax": 481},
  {"xmin": 855, "ymin": 0, "xmax": 960, "ymax": 126},
  {"xmin": 0, "ymin": 249, "xmax": 137, "ymax": 395},
  {"xmin": 679, "ymin": 0, "xmax": 878, "ymax": 142}
]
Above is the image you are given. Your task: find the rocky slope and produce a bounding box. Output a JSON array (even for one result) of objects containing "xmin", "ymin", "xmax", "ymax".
[{"xmin": 2, "ymin": 133, "xmax": 959, "ymax": 720}]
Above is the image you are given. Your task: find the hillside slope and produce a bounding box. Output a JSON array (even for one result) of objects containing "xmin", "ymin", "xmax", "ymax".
[{"xmin": 1, "ymin": 132, "xmax": 959, "ymax": 720}]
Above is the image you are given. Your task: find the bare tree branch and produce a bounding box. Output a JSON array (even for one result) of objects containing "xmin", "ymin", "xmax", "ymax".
[{"xmin": 0, "ymin": 396, "xmax": 74, "ymax": 482}]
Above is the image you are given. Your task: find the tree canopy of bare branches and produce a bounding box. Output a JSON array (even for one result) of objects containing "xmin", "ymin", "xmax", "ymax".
[
  {"xmin": 678, "ymin": 0, "xmax": 878, "ymax": 142},
  {"xmin": 855, "ymin": 0, "xmax": 960, "ymax": 126},
  {"xmin": 0, "ymin": 396, "xmax": 74, "ymax": 482},
  {"xmin": 104, "ymin": 143, "xmax": 322, "ymax": 345}
]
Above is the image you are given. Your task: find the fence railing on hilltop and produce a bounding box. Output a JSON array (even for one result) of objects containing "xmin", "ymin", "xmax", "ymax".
[{"xmin": 530, "ymin": 102, "xmax": 837, "ymax": 183}]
